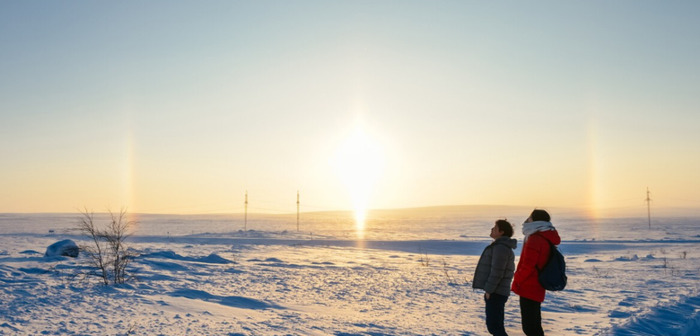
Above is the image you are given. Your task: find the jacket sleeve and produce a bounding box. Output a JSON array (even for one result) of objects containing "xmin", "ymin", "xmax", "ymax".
[
  {"xmin": 484, "ymin": 244, "xmax": 509, "ymax": 294},
  {"xmin": 515, "ymin": 236, "xmax": 544, "ymax": 284}
]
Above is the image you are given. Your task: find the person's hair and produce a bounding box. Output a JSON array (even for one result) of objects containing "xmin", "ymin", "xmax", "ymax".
[
  {"xmin": 495, "ymin": 219, "xmax": 514, "ymax": 237},
  {"xmin": 530, "ymin": 209, "xmax": 551, "ymax": 222}
]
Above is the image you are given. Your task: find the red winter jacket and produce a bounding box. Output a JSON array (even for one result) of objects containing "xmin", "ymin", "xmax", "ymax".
[{"xmin": 511, "ymin": 229, "xmax": 561, "ymax": 302}]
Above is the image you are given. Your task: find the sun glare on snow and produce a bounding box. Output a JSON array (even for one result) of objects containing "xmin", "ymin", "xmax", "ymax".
[{"xmin": 332, "ymin": 126, "xmax": 385, "ymax": 237}]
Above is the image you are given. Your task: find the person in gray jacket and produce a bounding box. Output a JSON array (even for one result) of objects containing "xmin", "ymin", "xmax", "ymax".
[{"xmin": 472, "ymin": 219, "xmax": 517, "ymax": 336}]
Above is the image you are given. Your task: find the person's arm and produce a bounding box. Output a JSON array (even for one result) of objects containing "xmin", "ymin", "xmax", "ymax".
[{"xmin": 484, "ymin": 244, "xmax": 509, "ymax": 295}]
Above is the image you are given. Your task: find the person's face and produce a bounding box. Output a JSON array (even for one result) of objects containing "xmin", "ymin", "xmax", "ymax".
[
  {"xmin": 525, "ymin": 216, "xmax": 533, "ymax": 223},
  {"xmin": 490, "ymin": 224, "xmax": 504, "ymax": 239}
]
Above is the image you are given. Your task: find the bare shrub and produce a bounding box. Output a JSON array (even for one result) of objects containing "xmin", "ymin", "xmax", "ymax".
[
  {"xmin": 592, "ymin": 266, "xmax": 610, "ymax": 278},
  {"xmin": 418, "ymin": 248, "xmax": 430, "ymax": 267},
  {"xmin": 441, "ymin": 258, "xmax": 456, "ymax": 284},
  {"xmin": 78, "ymin": 209, "xmax": 136, "ymax": 285}
]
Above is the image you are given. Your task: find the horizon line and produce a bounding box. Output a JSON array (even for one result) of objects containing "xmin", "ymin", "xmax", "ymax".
[{"xmin": 2, "ymin": 203, "xmax": 697, "ymax": 217}]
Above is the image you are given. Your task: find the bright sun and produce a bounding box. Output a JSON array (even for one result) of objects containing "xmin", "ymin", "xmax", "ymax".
[{"xmin": 333, "ymin": 126, "xmax": 385, "ymax": 235}]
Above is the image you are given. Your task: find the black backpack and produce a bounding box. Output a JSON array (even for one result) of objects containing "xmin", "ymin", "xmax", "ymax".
[{"xmin": 537, "ymin": 239, "xmax": 567, "ymax": 291}]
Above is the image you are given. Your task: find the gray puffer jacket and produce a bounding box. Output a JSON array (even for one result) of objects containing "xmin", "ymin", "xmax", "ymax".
[{"xmin": 472, "ymin": 237, "xmax": 517, "ymax": 296}]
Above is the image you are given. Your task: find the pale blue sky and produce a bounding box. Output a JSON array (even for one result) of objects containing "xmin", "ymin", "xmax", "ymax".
[{"xmin": 1, "ymin": 1, "xmax": 699, "ymax": 214}]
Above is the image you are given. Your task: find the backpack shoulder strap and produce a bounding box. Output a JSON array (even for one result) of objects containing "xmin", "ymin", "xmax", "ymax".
[{"xmin": 534, "ymin": 233, "xmax": 555, "ymax": 271}]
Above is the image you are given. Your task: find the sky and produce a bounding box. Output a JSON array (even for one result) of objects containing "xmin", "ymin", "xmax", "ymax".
[{"xmin": 1, "ymin": 1, "xmax": 699, "ymax": 216}]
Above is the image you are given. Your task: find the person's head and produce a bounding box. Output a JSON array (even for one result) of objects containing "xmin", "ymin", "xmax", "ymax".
[
  {"xmin": 527, "ymin": 209, "xmax": 551, "ymax": 223},
  {"xmin": 491, "ymin": 219, "xmax": 513, "ymax": 239}
]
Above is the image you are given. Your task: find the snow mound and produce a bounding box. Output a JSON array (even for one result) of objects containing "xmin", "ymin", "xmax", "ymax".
[
  {"xmin": 613, "ymin": 255, "xmax": 639, "ymax": 262},
  {"xmin": 140, "ymin": 250, "xmax": 234, "ymax": 264},
  {"xmin": 609, "ymin": 295, "xmax": 700, "ymax": 335},
  {"xmin": 0, "ymin": 322, "xmax": 19, "ymax": 332},
  {"xmin": 170, "ymin": 289, "xmax": 283, "ymax": 310},
  {"xmin": 44, "ymin": 239, "xmax": 79, "ymax": 258}
]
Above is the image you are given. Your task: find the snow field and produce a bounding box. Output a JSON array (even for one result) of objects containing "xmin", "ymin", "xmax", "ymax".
[{"xmin": 1, "ymin": 212, "xmax": 699, "ymax": 335}]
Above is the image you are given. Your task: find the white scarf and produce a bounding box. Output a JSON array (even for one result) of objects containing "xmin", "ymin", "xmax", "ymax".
[{"xmin": 522, "ymin": 220, "xmax": 555, "ymax": 242}]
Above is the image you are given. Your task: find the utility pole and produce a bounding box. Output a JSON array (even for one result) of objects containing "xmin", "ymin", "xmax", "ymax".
[
  {"xmin": 645, "ymin": 187, "xmax": 652, "ymax": 229},
  {"xmin": 296, "ymin": 190, "xmax": 300, "ymax": 232},
  {"xmin": 244, "ymin": 190, "xmax": 248, "ymax": 231}
]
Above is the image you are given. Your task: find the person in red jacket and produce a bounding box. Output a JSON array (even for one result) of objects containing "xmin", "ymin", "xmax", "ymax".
[{"xmin": 511, "ymin": 209, "xmax": 561, "ymax": 336}]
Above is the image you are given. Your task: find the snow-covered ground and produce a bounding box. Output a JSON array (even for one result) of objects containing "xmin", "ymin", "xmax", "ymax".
[{"xmin": 1, "ymin": 208, "xmax": 699, "ymax": 335}]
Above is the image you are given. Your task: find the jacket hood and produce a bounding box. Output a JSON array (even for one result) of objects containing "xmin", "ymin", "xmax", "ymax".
[
  {"xmin": 536, "ymin": 229, "xmax": 561, "ymax": 246},
  {"xmin": 494, "ymin": 236, "xmax": 517, "ymax": 249}
]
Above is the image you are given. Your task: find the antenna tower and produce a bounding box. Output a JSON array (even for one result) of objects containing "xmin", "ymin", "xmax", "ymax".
[
  {"xmin": 645, "ymin": 187, "xmax": 652, "ymax": 229},
  {"xmin": 296, "ymin": 190, "xmax": 300, "ymax": 232},
  {"xmin": 244, "ymin": 190, "xmax": 248, "ymax": 231}
]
